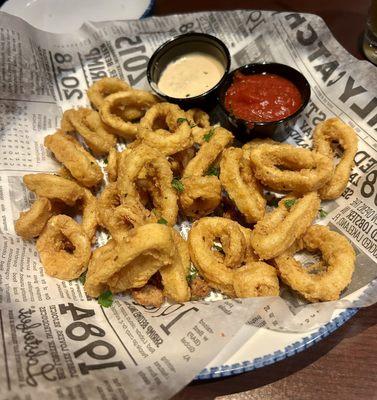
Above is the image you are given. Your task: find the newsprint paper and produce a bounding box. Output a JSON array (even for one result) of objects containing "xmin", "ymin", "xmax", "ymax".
[{"xmin": 1, "ymin": 9, "xmax": 377, "ymax": 400}]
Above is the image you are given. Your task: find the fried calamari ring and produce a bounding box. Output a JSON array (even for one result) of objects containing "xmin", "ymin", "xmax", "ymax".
[
  {"xmin": 44, "ymin": 131, "xmax": 103, "ymax": 187},
  {"xmin": 168, "ymin": 146, "xmax": 196, "ymax": 177},
  {"xmin": 188, "ymin": 217, "xmax": 248, "ymax": 296},
  {"xmin": 180, "ymin": 127, "xmax": 233, "ymax": 217},
  {"xmin": 15, "ymin": 197, "xmax": 54, "ymax": 239},
  {"xmin": 117, "ymin": 144, "xmax": 178, "ymax": 225},
  {"xmin": 57, "ymin": 166, "xmax": 76, "ymax": 182},
  {"xmin": 36, "ymin": 215, "xmax": 91, "ymax": 280},
  {"xmin": 85, "ymin": 224, "xmax": 175, "ymax": 297},
  {"xmin": 186, "ymin": 108, "xmax": 210, "ymax": 144},
  {"xmin": 23, "ymin": 174, "xmax": 84, "ymax": 206},
  {"xmin": 233, "ymin": 262, "xmax": 280, "ymax": 298},
  {"xmin": 84, "ymin": 240, "xmax": 117, "ymax": 297},
  {"xmin": 186, "ymin": 108, "xmax": 210, "ymax": 128},
  {"xmin": 220, "ymin": 147, "xmax": 266, "ymax": 223},
  {"xmin": 106, "ymin": 147, "xmax": 119, "ymax": 182},
  {"xmin": 62, "ymin": 108, "xmax": 116, "ymax": 155},
  {"xmin": 87, "ymin": 77, "xmax": 130, "ymax": 110},
  {"xmin": 81, "ymin": 188, "xmax": 97, "ymax": 241},
  {"xmin": 274, "ymin": 225, "xmax": 356, "ymax": 302},
  {"xmin": 100, "ymin": 90, "xmax": 158, "ymax": 139},
  {"xmin": 138, "ymin": 103, "xmax": 193, "ymax": 155},
  {"xmin": 248, "ymin": 141, "xmax": 333, "ymax": 193},
  {"xmin": 313, "ymin": 118, "xmax": 358, "ymax": 200},
  {"xmin": 97, "ymin": 182, "xmax": 152, "ymax": 241},
  {"xmin": 160, "ymin": 230, "xmax": 191, "ymax": 302},
  {"xmin": 250, "ymin": 192, "xmax": 320, "ymax": 260}
]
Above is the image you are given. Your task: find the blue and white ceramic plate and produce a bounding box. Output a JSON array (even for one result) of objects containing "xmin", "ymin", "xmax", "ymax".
[
  {"xmin": 1, "ymin": 0, "xmax": 154, "ymax": 32},
  {"xmin": 196, "ymin": 307, "xmax": 358, "ymax": 380}
]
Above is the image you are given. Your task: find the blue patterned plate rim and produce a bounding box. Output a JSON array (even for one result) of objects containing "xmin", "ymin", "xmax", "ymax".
[{"xmin": 195, "ymin": 307, "xmax": 358, "ymax": 380}]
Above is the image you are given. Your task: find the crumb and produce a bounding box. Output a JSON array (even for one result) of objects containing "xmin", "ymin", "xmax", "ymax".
[
  {"xmin": 131, "ymin": 284, "xmax": 164, "ymax": 307},
  {"xmin": 190, "ymin": 277, "xmax": 211, "ymax": 299}
]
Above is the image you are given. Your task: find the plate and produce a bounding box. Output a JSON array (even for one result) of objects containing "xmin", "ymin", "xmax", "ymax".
[
  {"xmin": 197, "ymin": 308, "xmax": 358, "ymax": 379},
  {"xmin": 0, "ymin": 0, "xmax": 155, "ymax": 32},
  {"xmin": 0, "ymin": 5, "xmax": 362, "ymax": 383}
]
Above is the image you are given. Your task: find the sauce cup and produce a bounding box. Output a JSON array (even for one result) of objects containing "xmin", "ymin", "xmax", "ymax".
[
  {"xmin": 217, "ymin": 63, "xmax": 311, "ymax": 142},
  {"xmin": 147, "ymin": 32, "xmax": 231, "ymax": 110}
]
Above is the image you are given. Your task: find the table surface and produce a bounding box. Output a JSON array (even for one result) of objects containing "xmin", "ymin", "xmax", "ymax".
[{"xmin": 154, "ymin": 1, "xmax": 377, "ymax": 400}]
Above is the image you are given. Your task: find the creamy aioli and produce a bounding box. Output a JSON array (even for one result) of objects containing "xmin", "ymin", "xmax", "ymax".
[{"xmin": 158, "ymin": 52, "xmax": 225, "ymax": 98}]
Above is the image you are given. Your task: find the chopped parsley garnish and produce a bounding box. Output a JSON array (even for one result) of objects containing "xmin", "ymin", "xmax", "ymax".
[
  {"xmin": 186, "ymin": 265, "xmax": 198, "ymax": 284},
  {"xmin": 206, "ymin": 165, "xmax": 220, "ymax": 177},
  {"xmin": 98, "ymin": 290, "xmax": 113, "ymax": 308},
  {"xmin": 203, "ymin": 128, "xmax": 215, "ymax": 142},
  {"xmin": 103, "ymin": 158, "xmax": 108, "ymax": 164},
  {"xmin": 78, "ymin": 271, "xmax": 87, "ymax": 285},
  {"xmin": 284, "ymin": 199, "xmax": 296, "ymax": 209},
  {"xmin": 319, "ymin": 209, "xmax": 328, "ymax": 218},
  {"xmin": 171, "ymin": 178, "xmax": 184, "ymax": 192},
  {"xmin": 157, "ymin": 217, "xmax": 168, "ymax": 225},
  {"xmin": 269, "ymin": 197, "xmax": 280, "ymax": 207},
  {"xmin": 177, "ymin": 117, "xmax": 188, "ymax": 124}
]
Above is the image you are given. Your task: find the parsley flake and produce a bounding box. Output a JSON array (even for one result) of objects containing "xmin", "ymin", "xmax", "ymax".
[
  {"xmin": 98, "ymin": 290, "xmax": 113, "ymax": 308},
  {"xmin": 319, "ymin": 209, "xmax": 328, "ymax": 218},
  {"xmin": 186, "ymin": 265, "xmax": 198, "ymax": 284},
  {"xmin": 171, "ymin": 178, "xmax": 184, "ymax": 193},
  {"xmin": 78, "ymin": 271, "xmax": 87, "ymax": 285},
  {"xmin": 206, "ymin": 165, "xmax": 220, "ymax": 177},
  {"xmin": 203, "ymin": 128, "xmax": 215, "ymax": 142},
  {"xmin": 157, "ymin": 217, "xmax": 168, "ymax": 225},
  {"xmin": 284, "ymin": 199, "xmax": 296, "ymax": 209},
  {"xmin": 103, "ymin": 158, "xmax": 108, "ymax": 164},
  {"xmin": 177, "ymin": 117, "xmax": 188, "ymax": 124}
]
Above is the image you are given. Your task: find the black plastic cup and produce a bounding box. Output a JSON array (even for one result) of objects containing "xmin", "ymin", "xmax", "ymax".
[
  {"xmin": 147, "ymin": 32, "xmax": 231, "ymax": 110},
  {"xmin": 217, "ymin": 63, "xmax": 311, "ymax": 142}
]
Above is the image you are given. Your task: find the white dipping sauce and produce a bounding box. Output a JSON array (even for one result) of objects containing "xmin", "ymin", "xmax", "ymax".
[{"xmin": 157, "ymin": 52, "xmax": 225, "ymax": 98}]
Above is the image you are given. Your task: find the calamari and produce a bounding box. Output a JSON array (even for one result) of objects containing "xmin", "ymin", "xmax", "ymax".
[
  {"xmin": 106, "ymin": 147, "xmax": 119, "ymax": 182},
  {"xmin": 248, "ymin": 141, "xmax": 333, "ymax": 193},
  {"xmin": 220, "ymin": 147, "xmax": 266, "ymax": 223},
  {"xmin": 36, "ymin": 215, "xmax": 91, "ymax": 280},
  {"xmin": 62, "ymin": 108, "xmax": 116, "ymax": 155},
  {"xmin": 84, "ymin": 240, "xmax": 117, "ymax": 297},
  {"xmin": 15, "ymin": 197, "xmax": 54, "ymax": 239},
  {"xmin": 23, "ymin": 174, "xmax": 84, "ymax": 206},
  {"xmin": 138, "ymin": 103, "xmax": 193, "ymax": 155},
  {"xmin": 44, "ymin": 131, "xmax": 103, "ymax": 187},
  {"xmin": 85, "ymin": 224, "xmax": 175, "ymax": 297},
  {"xmin": 233, "ymin": 262, "xmax": 280, "ymax": 298},
  {"xmin": 87, "ymin": 77, "xmax": 130, "ymax": 110},
  {"xmin": 180, "ymin": 127, "xmax": 233, "ymax": 217},
  {"xmin": 100, "ymin": 90, "xmax": 158, "ymax": 139},
  {"xmin": 188, "ymin": 217, "xmax": 249, "ymax": 296},
  {"xmin": 313, "ymin": 117, "xmax": 358, "ymax": 200},
  {"xmin": 274, "ymin": 225, "xmax": 356, "ymax": 302},
  {"xmin": 81, "ymin": 188, "xmax": 97, "ymax": 241},
  {"xmin": 97, "ymin": 182, "xmax": 152, "ymax": 242},
  {"xmin": 117, "ymin": 144, "xmax": 178, "ymax": 225},
  {"xmin": 160, "ymin": 230, "xmax": 191, "ymax": 302},
  {"xmin": 250, "ymin": 192, "xmax": 320, "ymax": 260},
  {"xmin": 186, "ymin": 108, "xmax": 210, "ymax": 144}
]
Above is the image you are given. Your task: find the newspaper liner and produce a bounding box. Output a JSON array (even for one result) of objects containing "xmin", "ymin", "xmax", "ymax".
[{"xmin": 0, "ymin": 9, "xmax": 377, "ymax": 400}]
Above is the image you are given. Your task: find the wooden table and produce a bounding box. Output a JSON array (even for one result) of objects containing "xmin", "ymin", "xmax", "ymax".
[{"xmin": 155, "ymin": 1, "xmax": 377, "ymax": 399}]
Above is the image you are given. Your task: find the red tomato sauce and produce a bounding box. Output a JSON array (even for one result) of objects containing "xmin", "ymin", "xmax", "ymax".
[{"xmin": 224, "ymin": 73, "xmax": 302, "ymax": 123}]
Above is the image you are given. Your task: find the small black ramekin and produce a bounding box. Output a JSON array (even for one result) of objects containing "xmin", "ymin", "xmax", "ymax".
[
  {"xmin": 147, "ymin": 32, "xmax": 231, "ymax": 110},
  {"xmin": 217, "ymin": 63, "xmax": 311, "ymax": 142}
]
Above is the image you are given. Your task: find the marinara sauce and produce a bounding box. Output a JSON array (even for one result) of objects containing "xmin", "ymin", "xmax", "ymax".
[{"xmin": 225, "ymin": 72, "xmax": 302, "ymax": 123}]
